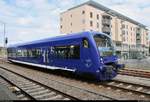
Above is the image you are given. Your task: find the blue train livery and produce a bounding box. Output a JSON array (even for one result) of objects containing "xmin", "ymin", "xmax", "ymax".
[{"xmin": 7, "ymin": 31, "xmax": 124, "ymax": 81}]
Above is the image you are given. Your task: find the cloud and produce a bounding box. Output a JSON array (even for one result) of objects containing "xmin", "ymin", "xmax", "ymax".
[
  {"xmin": 0, "ymin": 0, "xmax": 149, "ymax": 46},
  {"xmin": 17, "ymin": 17, "xmax": 33, "ymax": 26}
]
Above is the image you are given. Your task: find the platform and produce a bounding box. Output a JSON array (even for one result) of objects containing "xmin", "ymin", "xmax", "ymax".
[{"xmin": 0, "ymin": 84, "xmax": 18, "ymax": 100}]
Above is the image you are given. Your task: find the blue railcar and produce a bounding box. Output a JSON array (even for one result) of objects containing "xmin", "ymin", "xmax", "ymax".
[{"xmin": 7, "ymin": 31, "xmax": 124, "ymax": 81}]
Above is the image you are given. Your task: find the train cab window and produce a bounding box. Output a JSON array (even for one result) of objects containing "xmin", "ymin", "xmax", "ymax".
[{"xmin": 82, "ymin": 38, "xmax": 89, "ymax": 48}]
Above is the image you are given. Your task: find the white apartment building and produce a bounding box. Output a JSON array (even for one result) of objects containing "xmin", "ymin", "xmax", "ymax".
[{"xmin": 60, "ymin": 0, "xmax": 149, "ymax": 59}]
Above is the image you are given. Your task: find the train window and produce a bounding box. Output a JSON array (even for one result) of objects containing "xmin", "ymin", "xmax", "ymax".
[
  {"xmin": 15, "ymin": 48, "xmax": 42, "ymax": 58},
  {"xmin": 17, "ymin": 49, "xmax": 22, "ymax": 57},
  {"xmin": 70, "ymin": 45, "xmax": 80, "ymax": 59},
  {"xmin": 36, "ymin": 49, "xmax": 42, "ymax": 56},
  {"xmin": 52, "ymin": 45, "xmax": 80, "ymax": 59},
  {"xmin": 32, "ymin": 49, "xmax": 37, "ymax": 57},
  {"xmin": 7, "ymin": 48, "xmax": 15, "ymax": 57},
  {"xmin": 82, "ymin": 38, "xmax": 89, "ymax": 48},
  {"xmin": 26, "ymin": 48, "xmax": 42, "ymax": 58},
  {"xmin": 23, "ymin": 49, "xmax": 27, "ymax": 57}
]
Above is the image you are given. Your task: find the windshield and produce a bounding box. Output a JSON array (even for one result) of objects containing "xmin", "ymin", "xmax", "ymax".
[{"xmin": 94, "ymin": 34, "xmax": 115, "ymax": 57}]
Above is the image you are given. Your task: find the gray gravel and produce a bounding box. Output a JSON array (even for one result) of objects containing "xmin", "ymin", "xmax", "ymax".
[{"xmin": 114, "ymin": 75, "xmax": 150, "ymax": 87}]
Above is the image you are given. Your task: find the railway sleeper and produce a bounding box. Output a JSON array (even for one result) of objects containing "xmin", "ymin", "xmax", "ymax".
[
  {"xmin": 30, "ymin": 89, "xmax": 50, "ymax": 96},
  {"xmin": 19, "ymin": 83, "xmax": 37, "ymax": 88},
  {"xmin": 21, "ymin": 85, "xmax": 41, "ymax": 90},
  {"xmin": 25, "ymin": 87, "xmax": 45, "ymax": 93},
  {"xmin": 34, "ymin": 92, "xmax": 56, "ymax": 99},
  {"xmin": 43, "ymin": 95, "xmax": 63, "ymax": 100}
]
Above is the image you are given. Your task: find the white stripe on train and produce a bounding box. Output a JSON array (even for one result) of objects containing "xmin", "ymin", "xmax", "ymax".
[{"xmin": 10, "ymin": 59, "xmax": 76, "ymax": 72}]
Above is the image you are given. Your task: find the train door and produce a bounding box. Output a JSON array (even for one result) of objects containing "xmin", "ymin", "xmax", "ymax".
[
  {"xmin": 81, "ymin": 38, "xmax": 93, "ymax": 71},
  {"xmin": 42, "ymin": 48, "xmax": 49, "ymax": 68}
]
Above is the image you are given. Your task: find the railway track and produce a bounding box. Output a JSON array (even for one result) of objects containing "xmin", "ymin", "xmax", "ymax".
[
  {"xmin": 0, "ymin": 66, "xmax": 117, "ymax": 100},
  {"xmin": 102, "ymin": 79, "xmax": 150, "ymax": 98},
  {"xmin": 118, "ymin": 69, "xmax": 150, "ymax": 78},
  {"xmin": 0, "ymin": 67, "xmax": 79, "ymax": 100},
  {"xmin": 0, "ymin": 62, "xmax": 150, "ymax": 100},
  {"xmin": 0, "ymin": 76, "xmax": 33, "ymax": 100}
]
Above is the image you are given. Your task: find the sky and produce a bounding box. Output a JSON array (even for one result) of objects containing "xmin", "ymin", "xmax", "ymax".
[{"xmin": 0, "ymin": 0, "xmax": 150, "ymax": 46}]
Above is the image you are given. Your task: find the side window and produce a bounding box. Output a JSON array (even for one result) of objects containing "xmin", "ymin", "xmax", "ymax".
[
  {"xmin": 52, "ymin": 45, "xmax": 80, "ymax": 59},
  {"xmin": 26, "ymin": 48, "xmax": 42, "ymax": 58},
  {"xmin": 68, "ymin": 45, "xmax": 80, "ymax": 59},
  {"xmin": 17, "ymin": 49, "xmax": 22, "ymax": 57},
  {"xmin": 82, "ymin": 38, "xmax": 89, "ymax": 48}
]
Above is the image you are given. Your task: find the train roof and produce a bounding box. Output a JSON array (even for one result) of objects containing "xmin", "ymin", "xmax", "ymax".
[{"xmin": 8, "ymin": 31, "xmax": 109, "ymax": 48}]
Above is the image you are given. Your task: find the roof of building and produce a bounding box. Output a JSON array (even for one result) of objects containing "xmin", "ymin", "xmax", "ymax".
[{"xmin": 63, "ymin": 0, "xmax": 147, "ymax": 28}]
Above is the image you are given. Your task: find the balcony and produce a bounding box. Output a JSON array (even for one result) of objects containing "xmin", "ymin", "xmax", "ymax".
[
  {"xmin": 102, "ymin": 14, "xmax": 112, "ymax": 19},
  {"xmin": 136, "ymin": 36, "xmax": 141, "ymax": 40},
  {"xmin": 136, "ymin": 33, "xmax": 140, "ymax": 37},
  {"xmin": 102, "ymin": 19, "xmax": 111, "ymax": 25},
  {"xmin": 136, "ymin": 28, "xmax": 141, "ymax": 34},
  {"xmin": 102, "ymin": 26, "xmax": 111, "ymax": 35},
  {"xmin": 136, "ymin": 40, "xmax": 141, "ymax": 44}
]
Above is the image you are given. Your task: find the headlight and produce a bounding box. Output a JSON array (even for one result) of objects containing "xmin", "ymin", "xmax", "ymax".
[{"xmin": 100, "ymin": 58, "xmax": 104, "ymax": 64}]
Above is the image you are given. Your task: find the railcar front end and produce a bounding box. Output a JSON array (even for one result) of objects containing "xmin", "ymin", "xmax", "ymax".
[{"xmin": 93, "ymin": 34, "xmax": 124, "ymax": 81}]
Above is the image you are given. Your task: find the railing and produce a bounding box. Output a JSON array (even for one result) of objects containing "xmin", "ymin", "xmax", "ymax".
[
  {"xmin": 102, "ymin": 19, "xmax": 111, "ymax": 25},
  {"xmin": 102, "ymin": 26, "xmax": 111, "ymax": 33},
  {"xmin": 102, "ymin": 15, "xmax": 112, "ymax": 19},
  {"xmin": 136, "ymin": 28, "xmax": 141, "ymax": 34}
]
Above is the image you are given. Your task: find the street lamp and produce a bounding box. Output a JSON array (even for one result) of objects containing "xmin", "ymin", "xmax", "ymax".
[{"xmin": 0, "ymin": 21, "xmax": 7, "ymax": 58}]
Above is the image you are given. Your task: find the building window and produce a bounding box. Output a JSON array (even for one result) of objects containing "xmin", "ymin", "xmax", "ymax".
[
  {"xmin": 82, "ymin": 10, "xmax": 85, "ymax": 14},
  {"xmin": 90, "ymin": 21, "xmax": 93, "ymax": 27},
  {"xmin": 97, "ymin": 14, "xmax": 99, "ymax": 20},
  {"xmin": 122, "ymin": 30, "xmax": 125, "ymax": 35},
  {"xmin": 82, "ymin": 19, "xmax": 85, "ymax": 24},
  {"xmin": 126, "ymin": 31, "xmax": 128, "ymax": 35},
  {"xmin": 97, "ymin": 22, "xmax": 99, "ymax": 28},
  {"xmin": 60, "ymin": 25, "xmax": 63, "ymax": 29},
  {"xmin": 126, "ymin": 25, "xmax": 128, "ymax": 29},
  {"xmin": 122, "ymin": 24, "xmax": 125, "ymax": 29},
  {"xmin": 70, "ymin": 14, "xmax": 72, "ymax": 18},
  {"xmin": 123, "ymin": 37, "xmax": 125, "ymax": 42},
  {"xmin": 90, "ymin": 12, "xmax": 93, "ymax": 18},
  {"xmin": 60, "ymin": 18, "xmax": 63, "ymax": 21},
  {"xmin": 71, "ymin": 23, "xmax": 72, "ymax": 26}
]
